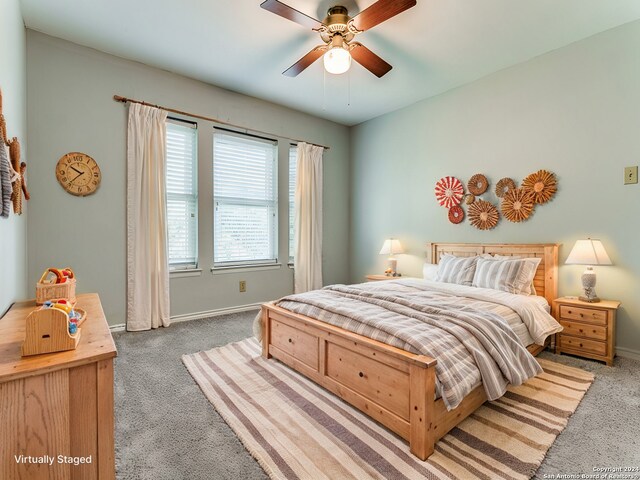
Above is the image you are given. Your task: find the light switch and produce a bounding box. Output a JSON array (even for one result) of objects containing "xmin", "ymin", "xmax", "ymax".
[{"xmin": 624, "ymin": 166, "xmax": 638, "ymax": 185}]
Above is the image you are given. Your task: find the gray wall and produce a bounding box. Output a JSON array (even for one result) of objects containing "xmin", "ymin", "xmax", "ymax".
[
  {"xmin": 0, "ymin": 0, "xmax": 27, "ymax": 316},
  {"xmin": 26, "ymin": 31, "xmax": 350, "ymax": 327},
  {"xmin": 350, "ymin": 21, "xmax": 640, "ymax": 355}
]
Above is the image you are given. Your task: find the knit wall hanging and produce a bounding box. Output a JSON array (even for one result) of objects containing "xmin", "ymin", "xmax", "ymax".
[
  {"xmin": 0, "ymin": 88, "xmax": 29, "ymax": 218},
  {"xmin": 0, "ymin": 90, "xmax": 30, "ymax": 218}
]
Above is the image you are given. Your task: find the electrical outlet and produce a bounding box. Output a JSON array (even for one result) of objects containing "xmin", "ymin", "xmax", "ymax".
[
  {"xmin": 239, "ymin": 280, "xmax": 246, "ymax": 293},
  {"xmin": 624, "ymin": 166, "xmax": 638, "ymax": 185}
]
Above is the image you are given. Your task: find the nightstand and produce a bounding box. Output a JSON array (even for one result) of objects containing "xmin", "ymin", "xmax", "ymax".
[
  {"xmin": 554, "ymin": 297, "xmax": 620, "ymax": 366},
  {"xmin": 365, "ymin": 274, "xmax": 403, "ymax": 281}
]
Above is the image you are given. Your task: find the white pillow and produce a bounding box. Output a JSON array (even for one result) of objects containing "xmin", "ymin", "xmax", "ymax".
[
  {"xmin": 480, "ymin": 254, "xmax": 541, "ymax": 295},
  {"xmin": 435, "ymin": 255, "xmax": 479, "ymax": 286},
  {"xmin": 423, "ymin": 263, "xmax": 439, "ymax": 281},
  {"xmin": 472, "ymin": 257, "xmax": 541, "ymax": 295}
]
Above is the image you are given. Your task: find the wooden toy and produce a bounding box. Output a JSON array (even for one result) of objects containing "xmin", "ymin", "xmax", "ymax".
[{"xmin": 22, "ymin": 303, "xmax": 81, "ymax": 356}]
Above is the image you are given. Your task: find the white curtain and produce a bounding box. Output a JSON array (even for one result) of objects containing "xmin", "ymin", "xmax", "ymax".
[
  {"xmin": 126, "ymin": 103, "xmax": 171, "ymax": 331},
  {"xmin": 294, "ymin": 142, "xmax": 324, "ymax": 293}
]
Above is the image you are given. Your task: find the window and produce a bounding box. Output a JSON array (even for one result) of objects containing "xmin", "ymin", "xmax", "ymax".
[
  {"xmin": 166, "ymin": 119, "xmax": 198, "ymax": 269},
  {"xmin": 289, "ymin": 145, "xmax": 297, "ymax": 264},
  {"xmin": 213, "ymin": 131, "xmax": 278, "ymax": 266}
]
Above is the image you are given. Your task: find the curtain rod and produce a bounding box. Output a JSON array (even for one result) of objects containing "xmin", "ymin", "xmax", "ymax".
[{"xmin": 113, "ymin": 95, "xmax": 329, "ymax": 150}]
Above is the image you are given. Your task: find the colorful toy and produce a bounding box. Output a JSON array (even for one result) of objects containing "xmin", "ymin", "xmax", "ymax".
[
  {"xmin": 41, "ymin": 298, "xmax": 85, "ymax": 334},
  {"xmin": 39, "ymin": 267, "xmax": 75, "ymax": 285},
  {"xmin": 40, "ymin": 268, "xmax": 66, "ymax": 284}
]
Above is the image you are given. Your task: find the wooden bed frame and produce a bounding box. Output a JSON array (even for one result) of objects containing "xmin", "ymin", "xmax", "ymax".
[{"xmin": 261, "ymin": 243, "xmax": 559, "ymax": 460}]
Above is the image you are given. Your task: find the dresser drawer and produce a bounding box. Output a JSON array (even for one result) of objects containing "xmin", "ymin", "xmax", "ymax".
[
  {"xmin": 559, "ymin": 305, "xmax": 607, "ymax": 325},
  {"xmin": 559, "ymin": 320, "xmax": 607, "ymax": 341},
  {"xmin": 271, "ymin": 319, "xmax": 319, "ymax": 371},
  {"xmin": 558, "ymin": 335, "xmax": 606, "ymax": 356}
]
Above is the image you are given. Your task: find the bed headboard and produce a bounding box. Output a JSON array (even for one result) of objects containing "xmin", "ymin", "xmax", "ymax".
[{"xmin": 425, "ymin": 242, "xmax": 559, "ymax": 306}]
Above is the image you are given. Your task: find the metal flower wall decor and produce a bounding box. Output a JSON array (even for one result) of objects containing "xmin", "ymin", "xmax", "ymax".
[{"xmin": 433, "ymin": 170, "xmax": 557, "ymax": 230}]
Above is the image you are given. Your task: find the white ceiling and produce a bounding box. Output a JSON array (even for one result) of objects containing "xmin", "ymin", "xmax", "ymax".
[{"xmin": 19, "ymin": 0, "xmax": 640, "ymax": 126}]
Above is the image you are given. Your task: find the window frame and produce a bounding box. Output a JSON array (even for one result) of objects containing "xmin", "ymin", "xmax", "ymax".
[
  {"xmin": 165, "ymin": 117, "xmax": 199, "ymax": 271},
  {"xmin": 212, "ymin": 128, "xmax": 279, "ymax": 269},
  {"xmin": 288, "ymin": 144, "xmax": 297, "ymax": 266}
]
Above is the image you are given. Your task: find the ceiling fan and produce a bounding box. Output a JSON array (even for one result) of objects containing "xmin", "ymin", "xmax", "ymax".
[{"xmin": 260, "ymin": 0, "xmax": 417, "ymax": 78}]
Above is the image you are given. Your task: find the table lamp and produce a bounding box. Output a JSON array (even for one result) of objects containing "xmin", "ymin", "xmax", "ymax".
[
  {"xmin": 565, "ymin": 238, "xmax": 612, "ymax": 303},
  {"xmin": 379, "ymin": 238, "xmax": 404, "ymax": 276}
]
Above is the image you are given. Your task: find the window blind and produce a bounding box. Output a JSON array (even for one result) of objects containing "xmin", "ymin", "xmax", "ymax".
[
  {"xmin": 289, "ymin": 145, "xmax": 297, "ymax": 264},
  {"xmin": 166, "ymin": 120, "xmax": 198, "ymax": 268},
  {"xmin": 213, "ymin": 131, "xmax": 278, "ymax": 266}
]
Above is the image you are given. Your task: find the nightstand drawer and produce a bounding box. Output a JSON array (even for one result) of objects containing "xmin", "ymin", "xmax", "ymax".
[
  {"xmin": 558, "ymin": 335, "xmax": 606, "ymax": 356},
  {"xmin": 559, "ymin": 305, "xmax": 607, "ymax": 325},
  {"xmin": 559, "ymin": 321, "xmax": 607, "ymax": 341}
]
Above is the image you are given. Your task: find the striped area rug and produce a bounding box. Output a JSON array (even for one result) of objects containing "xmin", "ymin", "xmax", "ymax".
[{"xmin": 183, "ymin": 339, "xmax": 594, "ymax": 480}]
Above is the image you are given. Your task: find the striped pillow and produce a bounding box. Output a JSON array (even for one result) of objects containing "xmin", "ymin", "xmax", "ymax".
[
  {"xmin": 481, "ymin": 254, "xmax": 541, "ymax": 295},
  {"xmin": 472, "ymin": 257, "xmax": 541, "ymax": 295},
  {"xmin": 435, "ymin": 255, "xmax": 479, "ymax": 286}
]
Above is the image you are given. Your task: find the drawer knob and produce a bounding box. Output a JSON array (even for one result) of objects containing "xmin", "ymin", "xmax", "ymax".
[
  {"xmin": 288, "ymin": 338, "xmax": 292, "ymax": 343},
  {"xmin": 579, "ymin": 329, "xmax": 584, "ymax": 333},
  {"xmin": 568, "ymin": 310, "xmax": 572, "ymax": 314},
  {"xmin": 579, "ymin": 313, "xmax": 584, "ymax": 317},
  {"xmin": 579, "ymin": 343, "xmax": 583, "ymax": 347},
  {"xmin": 358, "ymin": 371, "xmax": 364, "ymax": 378}
]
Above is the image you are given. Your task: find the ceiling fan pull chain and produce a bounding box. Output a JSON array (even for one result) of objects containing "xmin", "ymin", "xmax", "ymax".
[
  {"xmin": 348, "ymin": 69, "xmax": 351, "ymax": 107},
  {"xmin": 323, "ymin": 67, "xmax": 326, "ymax": 111}
]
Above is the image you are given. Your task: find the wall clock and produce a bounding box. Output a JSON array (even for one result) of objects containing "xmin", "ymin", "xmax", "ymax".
[{"xmin": 55, "ymin": 152, "xmax": 101, "ymax": 196}]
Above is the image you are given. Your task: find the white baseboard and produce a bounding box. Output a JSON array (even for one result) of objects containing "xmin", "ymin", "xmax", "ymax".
[
  {"xmin": 170, "ymin": 303, "xmax": 262, "ymax": 324},
  {"xmin": 616, "ymin": 346, "xmax": 640, "ymax": 362},
  {"xmin": 109, "ymin": 302, "xmax": 262, "ymax": 333}
]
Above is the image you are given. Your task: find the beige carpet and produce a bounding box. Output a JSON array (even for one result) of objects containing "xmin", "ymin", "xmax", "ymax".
[{"xmin": 183, "ymin": 338, "xmax": 594, "ymax": 480}]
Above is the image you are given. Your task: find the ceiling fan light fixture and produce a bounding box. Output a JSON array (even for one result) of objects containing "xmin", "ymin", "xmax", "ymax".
[
  {"xmin": 323, "ymin": 35, "xmax": 351, "ymax": 75},
  {"xmin": 323, "ymin": 46, "xmax": 351, "ymax": 74}
]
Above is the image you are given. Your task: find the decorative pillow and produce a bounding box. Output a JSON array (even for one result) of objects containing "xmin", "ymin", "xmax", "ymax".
[
  {"xmin": 472, "ymin": 257, "xmax": 540, "ymax": 295},
  {"xmin": 435, "ymin": 255, "xmax": 479, "ymax": 286},
  {"xmin": 480, "ymin": 254, "xmax": 541, "ymax": 295},
  {"xmin": 423, "ymin": 263, "xmax": 439, "ymax": 281}
]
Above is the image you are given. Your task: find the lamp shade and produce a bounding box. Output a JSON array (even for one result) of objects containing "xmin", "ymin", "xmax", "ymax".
[
  {"xmin": 565, "ymin": 239, "xmax": 612, "ymax": 266},
  {"xmin": 379, "ymin": 239, "xmax": 404, "ymax": 256}
]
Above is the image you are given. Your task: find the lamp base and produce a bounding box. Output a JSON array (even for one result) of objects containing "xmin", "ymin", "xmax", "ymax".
[
  {"xmin": 385, "ymin": 257, "xmax": 398, "ymax": 277},
  {"xmin": 580, "ymin": 266, "xmax": 600, "ymax": 302},
  {"xmin": 578, "ymin": 295, "xmax": 600, "ymax": 303}
]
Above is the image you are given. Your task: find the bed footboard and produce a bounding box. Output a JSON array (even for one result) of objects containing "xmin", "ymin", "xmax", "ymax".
[{"xmin": 261, "ymin": 303, "xmax": 438, "ymax": 460}]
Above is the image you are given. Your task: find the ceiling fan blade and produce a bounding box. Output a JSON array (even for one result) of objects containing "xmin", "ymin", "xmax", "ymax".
[
  {"xmin": 283, "ymin": 46, "xmax": 326, "ymax": 77},
  {"xmin": 351, "ymin": 0, "xmax": 417, "ymax": 32},
  {"xmin": 260, "ymin": 0, "xmax": 324, "ymax": 30},
  {"xmin": 350, "ymin": 43, "xmax": 392, "ymax": 78}
]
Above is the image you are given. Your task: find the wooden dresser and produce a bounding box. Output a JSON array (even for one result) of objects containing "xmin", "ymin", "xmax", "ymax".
[
  {"xmin": 554, "ymin": 297, "xmax": 620, "ymax": 366},
  {"xmin": 0, "ymin": 293, "xmax": 117, "ymax": 479}
]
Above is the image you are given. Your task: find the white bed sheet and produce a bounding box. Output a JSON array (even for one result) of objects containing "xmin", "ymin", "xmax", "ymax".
[{"xmin": 407, "ymin": 279, "xmax": 560, "ymax": 346}]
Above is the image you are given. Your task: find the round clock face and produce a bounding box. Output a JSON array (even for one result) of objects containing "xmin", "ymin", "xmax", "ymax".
[{"xmin": 56, "ymin": 152, "xmax": 101, "ymax": 196}]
